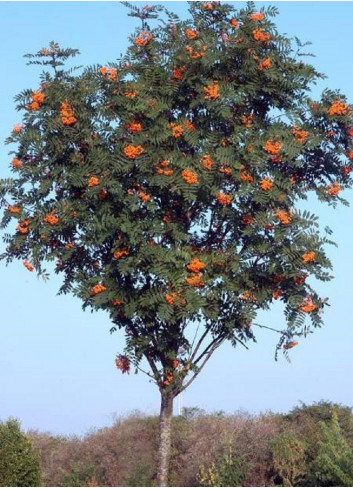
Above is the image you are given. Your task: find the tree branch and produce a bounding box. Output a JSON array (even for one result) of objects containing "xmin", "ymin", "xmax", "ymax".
[
  {"xmin": 188, "ymin": 325, "xmax": 212, "ymax": 365},
  {"xmin": 252, "ymin": 322, "xmax": 286, "ymax": 334},
  {"xmin": 178, "ymin": 335, "xmax": 226, "ymax": 395}
]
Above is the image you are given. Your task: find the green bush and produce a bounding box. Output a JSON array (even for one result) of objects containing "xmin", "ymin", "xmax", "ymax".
[
  {"xmin": 306, "ymin": 414, "xmax": 353, "ymax": 487},
  {"xmin": 62, "ymin": 461, "xmax": 96, "ymax": 487},
  {"xmin": 288, "ymin": 401, "xmax": 353, "ymax": 447},
  {"xmin": 268, "ymin": 432, "xmax": 307, "ymax": 486},
  {"xmin": 0, "ymin": 418, "xmax": 41, "ymax": 487},
  {"xmin": 199, "ymin": 447, "xmax": 250, "ymax": 487}
]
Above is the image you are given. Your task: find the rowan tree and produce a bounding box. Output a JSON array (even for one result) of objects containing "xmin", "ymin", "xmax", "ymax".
[{"xmin": 1, "ymin": 2, "xmax": 353, "ymax": 485}]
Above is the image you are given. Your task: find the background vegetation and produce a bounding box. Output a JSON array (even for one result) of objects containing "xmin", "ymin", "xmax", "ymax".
[{"xmin": 3, "ymin": 400, "xmax": 353, "ymax": 487}]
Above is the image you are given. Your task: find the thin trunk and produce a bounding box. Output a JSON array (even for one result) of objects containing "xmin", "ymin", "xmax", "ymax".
[{"xmin": 156, "ymin": 392, "xmax": 174, "ymax": 487}]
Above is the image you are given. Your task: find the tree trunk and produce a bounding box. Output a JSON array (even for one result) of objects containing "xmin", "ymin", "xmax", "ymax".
[{"xmin": 156, "ymin": 392, "xmax": 174, "ymax": 487}]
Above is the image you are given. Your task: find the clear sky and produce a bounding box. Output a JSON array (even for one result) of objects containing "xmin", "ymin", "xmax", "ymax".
[{"xmin": 1, "ymin": 1, "xmax": 353, "ymax": 436}]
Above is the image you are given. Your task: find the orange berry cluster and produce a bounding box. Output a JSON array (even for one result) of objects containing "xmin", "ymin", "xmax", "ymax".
[
  {"xmin": 40, "ymin": 47, "xmax": 52, "ymax": 56},
  {"xmin": 7, "ymin": 205, "xmax": 21, "ymax": 213},
  {"xmin": 88, "ymin": 176, "xmax": 100, "ymax": 188},
  {"xmin": 185, "ymin": 28, "xmax": 198, "ymax": 39},
  {"xmin": 184, "ymin": 120, "xmax": 196, "ymax": 131},
  {"xmin": 90, "ymin": 284, "xmax": 107, "ymax": 296},
  {"xmin": 124, "ymin": 89, "xmax": 138, "ymax": 99},
  {"xmin": 217, "ymin": 192, "xmax": 232, "ymax": 205},
  {"xmin": 186, "ymin": 273, "xmax": 204, "ymax": 287},
  {"xmin": 187, "ymin": 258, "xmax": 206, "ymax": 273},
  {"xmin": 260, "ymin": 178, "xmax": 274, "ymax": 191},
  {"xmin": 23, "ymin": 260, "xmax": 34, "ymax": 272},
  {"xmin": 115, "ymin": 355, "xmax": 130, "ymax": 374},
  {"xmin": 138, "ymin": 190, "xmax": 151, "ymax": 203},
  {"xmin": 186, "ymin": 258, "xmax": 206, "ymax": 288},
  {"xmin": 201, "ymin": 154, "xmax": 213, "ymax": 170},
  {"xmin": 182, "ymin": 169, "xmax": 199, "ymax": 185},
  {"xmin": 241, "ymin": 167, "xmax": 254, "ymax": 183},
  {"xmin": 242, "ymin": 215, "xmax": 254, "ymax": 225},
  {"xmin": 294, "ymin": 274, "xmax": 307, "ymax": 285},
  {"xmin": 328, "ymin": 100, "xmax": 349, "ymax": 116},
  {"xmin": 99, "ymin": 66, "xmax": 118, "ymax": 81},
  {"xmin": 241, "ymin": 291, "xmax": 257, "ymax": 301},
  {"xmin": 185, "ymin": 45, "xmax": 208, "ymax": 59},
  {"xmin": 204, "ymin": 81, "xmax": 220, "ymax": 100},
  {"xmin": 219, "ymin": 166, "xmax": 232, "ymax": 175},
  {"xmin": 16, "ymin": 219, "xmax": 29, "ymax": 234},
  {"xmin": 43, "ymin": 213, "xmax": 59, "ymax": 226},
  {"xmin": 264, "ymin": 140, "xmax": 282, "ymax": 155},
  {"xmin": 134, "ymin": 31, "xmax": 153, "ymax": 47},
  {"xmin": 99, "ymin": 189, "xmax": 107, "ymax": 200},
  {"xmin": 283, "ymin": 341, "xmax": 298, "ymax": 350},
  {"xmin": 126, "ymin": 122, "xmax": 143, "ymax": 133},
  {"xmin": 163, "ymin": 372, "xmax": 174, "ymax": 386},
  {"xmin": 113, "ymin": 249, "xmax": 129, "ymax": 259},
  {"xmin": 165, "ymin": 292, "xmax": 185, "ymax": 307},
  {"xmin": 172, "ymin": 66, "xmax": 186, "ymax": 81},
  {"xmin": 300, "ymin": 296, "xmax": 316, "ymax": 313},
  {"xmin": 272, "ymin": 289, "xmax": 283, "ymax": 300},
  {"xmin": 123, "ymin": 145, "xmax": 145, "ymax": 159},
  {"xmin": 326, "ymin": 182, "xmax": 341, "ymax": 196},
  {"xmin": 169, "ymin": 123, "xmax": 184, "ymax": 138},
  {"xmin": 12, "ymin": 158, "xmax": 23, "ymax": 169},
  {"xmin": 12, "ymin": 124, "xmax": 23, "ymax": 134},
  {"xmin": 251, "ymin": 12, "xmax": 264, "ymax": 21},
  {"xmin": 253, "ymin": 29, "xmax": 270, "ymax": 42},
  {"xmin": 26, "ymin": 91, "xmax": 46, "ymax": 111},
  {"xmin": 293, "ymin": 126, "xmax": 309, "ymax": 143},
  {"xmin": 258, "ymin": 57, "xmax": 271, "ymax": 71},
  {"xmin": 241, "ymin": 114, "xmax": 254, "ymax": 128},
  {"xmin": 60, "ymin": 102, "xmax": 77, "ymax": 126},
  {"xmin": 156, "ymin": 160, "xmax": 174, "ymax": 177},
  {"xmin": 275, "ymin": 210, "xmax": 291, "ymax": 225},
  {"xmin": 230, "ymin": 18, "xmax": 239, "ymax": 28},
  {"xmin": 302, "ymin": 251, "xmax": 315, "ymax": 263}
]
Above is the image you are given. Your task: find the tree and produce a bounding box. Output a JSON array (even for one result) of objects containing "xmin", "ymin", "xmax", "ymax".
[
  {"xmin": 268, "ymin": 432, "xmax": 307, "ymax": 486},
  {"xmin": 306, "ymin": 413, "xmax": 353, "ymax": 486},
  {"xmin": 0, "ymin": 418, "xmax": 41, "ymax": 487},
  {"xmin": 287, "ymin": 401, "xmax": 353, "ymax": 449},
  {"xmin": 1, "ymin": 1, "xmax": 353, "ymax": 485}
]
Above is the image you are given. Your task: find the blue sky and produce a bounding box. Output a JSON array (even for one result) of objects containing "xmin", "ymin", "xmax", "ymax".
[{"xmin": 1, "ymin": 1, "xmax": 353, "ymax": 436}]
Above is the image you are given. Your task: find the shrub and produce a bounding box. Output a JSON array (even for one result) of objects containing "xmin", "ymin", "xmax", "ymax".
[
  {"xmin": 305, "ymin": 414, "xmax": 353, "ymax": 487},
  {"xmin": 268, "ymin": 432, "xmax": 307, "ymax": 486},
  {"xmin": 0, "ymin": 418, "xmax": 41, "ymax": 487},
  {"xmin": 199, "ymin": 447, "xmax": 250, "ymax": 487}
]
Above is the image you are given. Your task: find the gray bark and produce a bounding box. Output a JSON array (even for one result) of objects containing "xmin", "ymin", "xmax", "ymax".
[{"xmin": 156, "ymin": 393, "xmax": 174, "ymax": 487}]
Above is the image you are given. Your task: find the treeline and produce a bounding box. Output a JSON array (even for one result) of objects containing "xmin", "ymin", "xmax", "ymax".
[{"xmin": 2, "ymin": 401, "xmax": 353, "ymax": 486}]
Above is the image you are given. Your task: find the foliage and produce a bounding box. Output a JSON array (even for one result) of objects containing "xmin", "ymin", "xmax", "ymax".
[
  {"xmin": 199, "ymin": 448, "xmax": 250, "ymax": 487},
  {"xmin": 288, "ymin": 400, "xmax": 353, "ymax": 446},
  {"xmin": 2, "ymin": 2, "xmax": 353, "ymax": 398},
  {"xmin": 24, "ymin": 402, "xmax": 353, "ymax": 487},
  {"xmin": 0, "ymin": 418, "xmax": 41, "ymax": 487},
  {"xmin": 268, "ymin": 432, "xmax": 306, "ymax": 486},
  {"xmin": 305, "ymin": 414, "xmax": 353, "ymax": 487},
  {"xmin": 123, "ymin": 461, "xmax": 156, "ymax": 487},
  {"xmin": 62, "ymin": 461, "xmax": 96, "ymax": 487}
]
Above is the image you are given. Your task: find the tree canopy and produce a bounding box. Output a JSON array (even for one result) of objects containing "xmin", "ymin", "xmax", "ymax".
[
  {"xmin": 2, "ymin": 2, "xmax": 352, "ymax": 388},
  {"xmin": 2, "ymin": 1, "xmax": 352, "ymax": 485}
]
